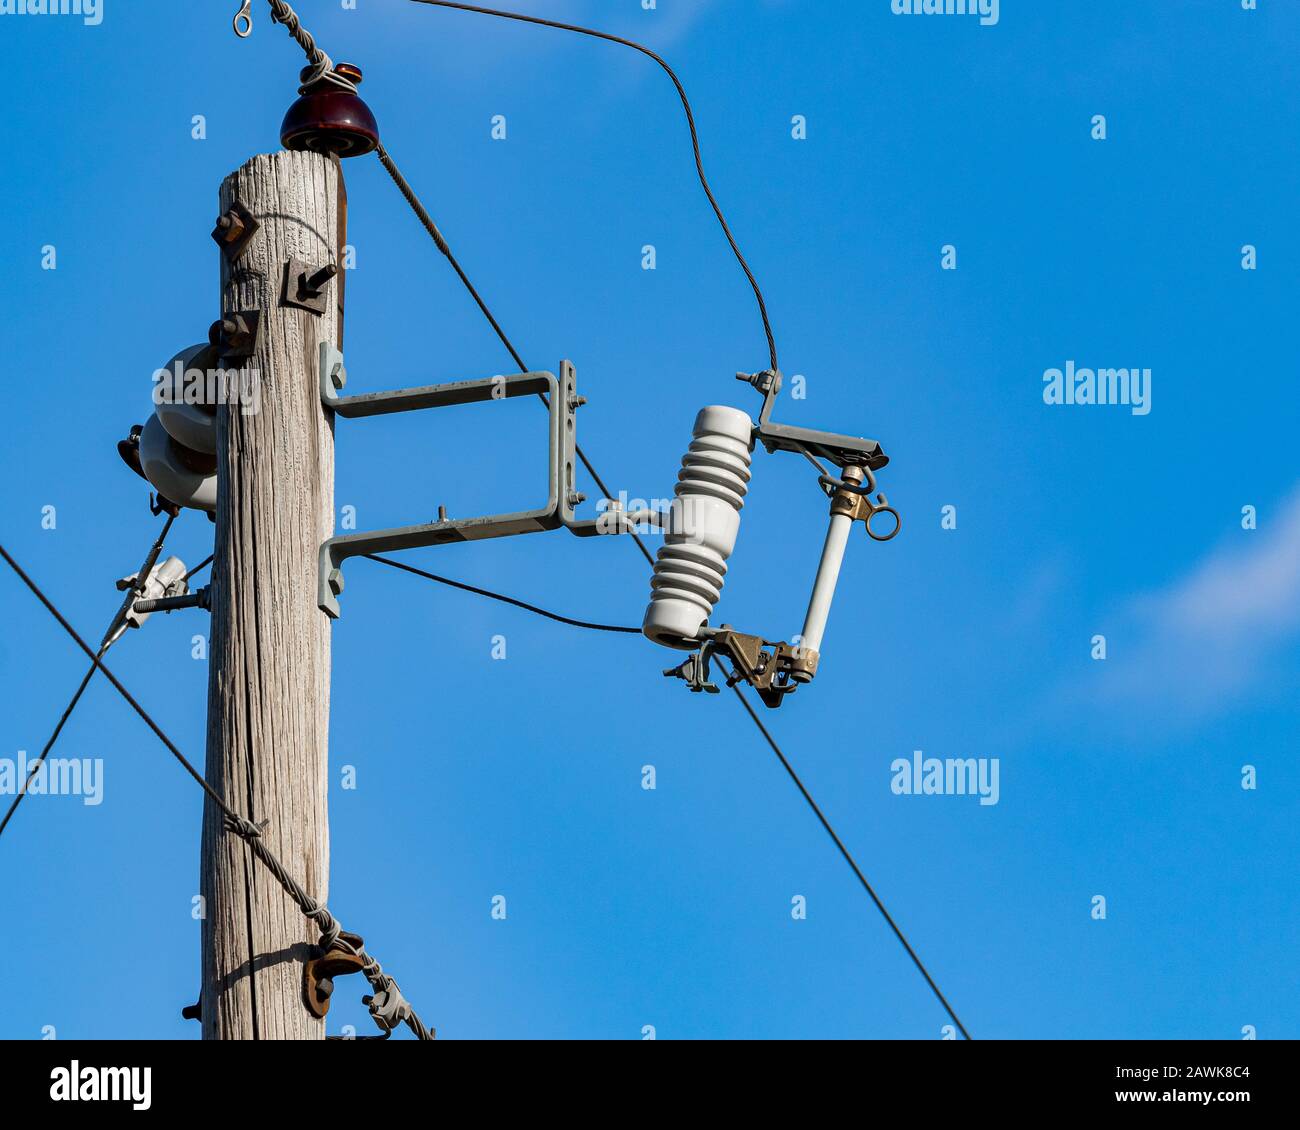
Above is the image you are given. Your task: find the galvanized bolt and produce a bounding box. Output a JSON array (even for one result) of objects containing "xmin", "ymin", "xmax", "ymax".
[
  {"xmin": 327, "ymin": 568, "xmax": 345, "ymax": 596},
  {"xmin": 568, "ymin": 491, "xmax": 587, "ymax": 507},
  {"xmin": 568, "ymin": 393, "xmax": 587, "ymax": 410}
]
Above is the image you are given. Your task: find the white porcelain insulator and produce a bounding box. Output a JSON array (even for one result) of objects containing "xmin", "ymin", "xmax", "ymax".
[
  {"xmin": 138, "ymin": 415, "xmax": 217, "ymax": 513},
  {"xmin": 642, "ymin": 405, "xmax": 754, "ymax": 650},
  {"xmin": 153, "ymin": 344, "xmax": 218, "ymax": 455}
]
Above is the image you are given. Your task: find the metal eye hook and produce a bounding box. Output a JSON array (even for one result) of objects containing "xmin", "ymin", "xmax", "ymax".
[
  {"xmin": 233, "ymin": 0, "xmax": 253, "ymax": 38},
  {"xmin": 864, "ymin": 494, "xmax": 902, "ymax": 542}
]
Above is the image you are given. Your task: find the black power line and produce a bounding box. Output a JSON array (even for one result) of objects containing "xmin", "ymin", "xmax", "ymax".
[
  {"xmin": 374, "ymin": 142, "xmax": 657, "ymax": 570},
  {"xmin": 0, "ymin": 541, "xmax": 434, "ymax": 1040},
  {"xmin": 0, "ymin": 512, "xmax": 178, "ymax": 843},
  {"xmin": 6, "ymin": 0, "xmax": 965, "ymax": 1043},
  {"xmin": 360, "ymin": 546, "xmax": 972, "ymax": 1039},
  {"xmin": 1, "ymin": 543, "xmax": 236, "ymax": 812},
  {"xmin": 397, "ymin": 0, "xmax": 977, "ymax": 1040},
  {"xmin": 407, "ymin": 0, "xmax": 779, "ymax": 375},
  {"xmin": 363, "ymin": 553, "xmax": 641, "ymax": 634},
  {"xmin": 0, "ymin": 652, "xmax": 102, "ymax": 843},
  {"xmin": 184, "ymin": 554, "xmax": 214, "ymax": 582},
  {"xmin": 725, "ymin": 667, "xmax": 973, "ymax": 1040},
  {"xmin": 377, "ymin": 6, "xmax": 971, "ymax": 1039}
]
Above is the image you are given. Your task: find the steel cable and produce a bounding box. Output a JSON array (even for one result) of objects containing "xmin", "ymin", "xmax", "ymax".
[{"xmin": 0, "ymin": 542, "xmax": 434, "ymax": 1041}]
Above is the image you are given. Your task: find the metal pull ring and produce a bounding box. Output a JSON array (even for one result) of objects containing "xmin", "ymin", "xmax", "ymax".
[
  {"xmin": 233, "ymin": 1, "xmax": 253, "ymax": 37},
  {"xmin": 864, "ymin": 496, "xmax": 901, "ymax": 542},
  {"xmin": 819, "ymin": 468, "xmax": 901, "ymax": 540}
]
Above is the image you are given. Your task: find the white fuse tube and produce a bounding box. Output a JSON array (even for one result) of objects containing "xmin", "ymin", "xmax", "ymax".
[
  {"xmin": 794, "ymin": 465, "xmax": 864, "ymax": 678},
  {"xmin": 642, "ymin": 405, "xmax": 754, "ymax": 650}
]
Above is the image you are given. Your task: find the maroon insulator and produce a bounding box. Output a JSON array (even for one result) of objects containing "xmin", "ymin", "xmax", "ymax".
[{"xmin": 281, "ymin": 63, "xmax": 379, "ymax": 158}]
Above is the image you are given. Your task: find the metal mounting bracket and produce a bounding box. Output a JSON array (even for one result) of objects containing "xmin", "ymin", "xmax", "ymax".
[
  {"xmin": 317, "ymin": 345, "xmax": 586, "ymax": 618},
  {"xmin": 738, "ymin": 370, "xmax": 889, "ymax": 471},
  {"xmin": 664, "ymin": 626, "xmax": 813, "ymax": 709}
]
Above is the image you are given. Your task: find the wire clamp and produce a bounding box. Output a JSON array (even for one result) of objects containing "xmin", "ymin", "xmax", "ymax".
[
  {"xmin": 364, "ymin": 976, "xmax": 413, "ymax": 1033},
  {"xmin": 665, "ymin": 628, "xmax": 814, "ymax": 709},
  {"xmin": 662, "ymin": 652, "xmax": 720, "ymax": 694}
]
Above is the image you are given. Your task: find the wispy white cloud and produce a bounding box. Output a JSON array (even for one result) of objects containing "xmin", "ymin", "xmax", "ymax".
[
  {"xmin": 633, "ymin": 1, "xmax": 719, "ymax": 51},
  {"xmin": 1066, "ymin": 484, "xmax": 1300, "ymax": 726},
  {"xmin": 1143, "ymin": 495, "xmax": 1300, "ymax": 642}
]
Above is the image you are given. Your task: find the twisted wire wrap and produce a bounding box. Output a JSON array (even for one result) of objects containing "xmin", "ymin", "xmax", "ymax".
[
  {"xmin": 263, "ymin": 0, "xmax": 360, "ymax": 92},
  {"xmin": 222, "ymin": 814, "xmax": 434, "ymax": 1039}
]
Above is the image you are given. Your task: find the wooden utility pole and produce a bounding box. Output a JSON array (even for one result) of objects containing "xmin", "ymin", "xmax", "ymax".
[{"xmin": 200, "ymin": 149, "xmax": 344, "ymax": 1039}]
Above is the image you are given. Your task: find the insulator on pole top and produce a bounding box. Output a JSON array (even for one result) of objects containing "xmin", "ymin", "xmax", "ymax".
[{"xmin": 281, "ymin": 63, "xmax": 379, "ymax": 157}]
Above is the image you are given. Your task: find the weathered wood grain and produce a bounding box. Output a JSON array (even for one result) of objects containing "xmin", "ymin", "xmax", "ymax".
[{"xmin": 200, "ymin": 150, "xmax": 341, "ymax": 1040}]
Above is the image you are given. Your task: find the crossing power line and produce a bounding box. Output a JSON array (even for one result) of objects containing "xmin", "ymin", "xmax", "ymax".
[
  {"xmin": 0, "ymin": 512, "xmax": 178, "ymax": 842},
  {"xmin": 364, "ymin": 549, "xmax": 974, "ymax": 1038},
  {"xmin": 0, "ymin": 542, "xmax": 434, "ymax": 1040},
  {"xmin": 365, "ymin": 540, "xmax": 972, "ymax": 1036},
  {"xmin": 390, "ymin": 0, "xmax": 975, "ymax": 1039}
]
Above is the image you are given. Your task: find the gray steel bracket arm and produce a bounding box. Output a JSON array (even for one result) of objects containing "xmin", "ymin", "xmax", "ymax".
[
  {"xmin": 739, "ymin": 369, "xmax": 890, "ymax": 471},
  {"xmin": 317, "ymin": 345, "xmax": 583, "ymax": 618}
]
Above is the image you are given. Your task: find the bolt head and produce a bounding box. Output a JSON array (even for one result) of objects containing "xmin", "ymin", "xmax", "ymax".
[
  {"xmin": 328, "ymin": 569, "xmax": 345, "ymax": 596},
  {"xmin": 213, "ymin": 212, "xmax": 246, "ymax": 243}
]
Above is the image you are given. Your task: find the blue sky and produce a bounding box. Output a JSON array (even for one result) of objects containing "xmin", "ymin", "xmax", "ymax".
[{"xmin": 1, "ymin": 0, "xmax": 1297, "ymax": 1040}]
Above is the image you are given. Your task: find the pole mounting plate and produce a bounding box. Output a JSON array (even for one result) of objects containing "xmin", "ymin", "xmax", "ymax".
[{"xmin": 282, "ymin": 257, "xmax": 338, "ymax": 315}]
